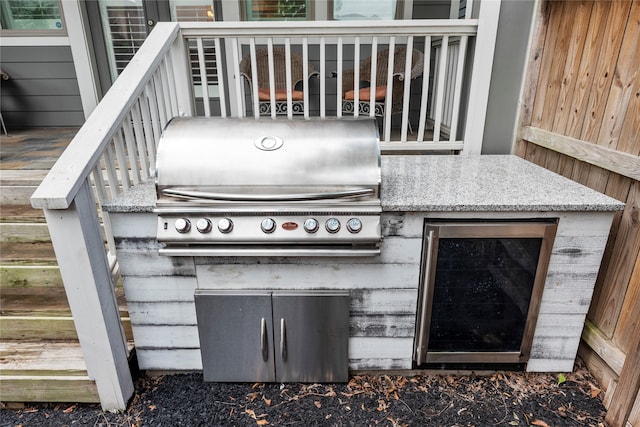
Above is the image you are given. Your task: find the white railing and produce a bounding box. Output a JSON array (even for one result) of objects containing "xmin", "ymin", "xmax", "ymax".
[
  {"xmin": 30, "ymin": 11, "xmax": 499, "ymax": 411},
  {"xmin": 29, "ymin": 23, "xmax": 190, "ymax": 411},
  {"xmin": 180, "ymin": 19, "xmax": 485, "ymax": 151}
]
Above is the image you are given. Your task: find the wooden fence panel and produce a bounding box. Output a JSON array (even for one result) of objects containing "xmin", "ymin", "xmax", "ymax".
[
  {"xmin": 525, "ymin": 0, "xmax": 564, "ymax": 168},
  {"xmin": 572, "ymin": 1, "xmax": 634, "ymax": 194},
  {"xmin": 564, "ymin": 0, "xmax": 610, "ymax": 141},
  {"xmin": 545, "ymin": 1, "xmax": 593, "ymax": 175},
  {"xmin": 617, "ymin": 243, "xmax": 640, "ymax": 353},
  {"xmin": 517, "ymin": 1, "xmax": 640, "ymax": 425}
]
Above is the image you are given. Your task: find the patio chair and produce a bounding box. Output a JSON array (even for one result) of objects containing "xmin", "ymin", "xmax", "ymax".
[
  {"xmin": 239, "ymin": 47, "xmax": 318, "ymax": 116},
  {"xmin": 336, "ymin": 47, "xmax": 424, "ymax": 130},
  {"xmin": 0, "ymin": 68, "xmax": 9, "ymax": 135}
]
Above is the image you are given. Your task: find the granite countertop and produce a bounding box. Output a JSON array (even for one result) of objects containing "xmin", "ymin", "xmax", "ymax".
[
  {"xmin": 381, "ymin": 155, "xmax": 624, "ymax": 212},
  {"xmin": 103, "ymin": 155, "xmax": 625, "ymax": 213}
]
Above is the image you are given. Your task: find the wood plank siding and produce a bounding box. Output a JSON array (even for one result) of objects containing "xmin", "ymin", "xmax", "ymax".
[
  {"xmin": 109, "ymin": 209, "xmax": 613, "ymax": 375},
  {"xmin": 0, "ymin": 46, "xmax": 84, "ymax": 128},
  {"xmin": 516, "ymin": 1, "xmax": 640, "ymax": 425}
]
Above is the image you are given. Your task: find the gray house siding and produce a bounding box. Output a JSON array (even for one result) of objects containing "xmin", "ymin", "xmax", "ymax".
[{"xmin": 0, "ymin": 46, "xmax": 84, "ymax": 128}]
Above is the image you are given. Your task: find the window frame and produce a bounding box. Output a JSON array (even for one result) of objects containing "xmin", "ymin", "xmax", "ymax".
[
  {"xmin": 242, "ymin": 0, "xmax": 312, "ymax": 22},
  {"xmin": 0, "ymin": 0, "xmax": 67, "ymax": 36},
  {"xmin": 329, "ymin": 0, "xmax": 402, "ymax": 21}
]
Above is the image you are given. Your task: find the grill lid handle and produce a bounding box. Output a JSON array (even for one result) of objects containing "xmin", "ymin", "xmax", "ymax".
[{"xmin": 161, "ymin": 188, "xmax": 375, "ymax": 202}]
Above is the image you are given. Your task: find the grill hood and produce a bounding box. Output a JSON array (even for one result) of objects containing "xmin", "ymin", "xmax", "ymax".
[{"xmin": 156, "ymin": 117, "xmax": 381, "ymax": 202}]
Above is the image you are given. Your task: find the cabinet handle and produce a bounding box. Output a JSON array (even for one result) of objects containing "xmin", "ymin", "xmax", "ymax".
[
  {"xmin": 261, "ymin": 318, "xmax": 269, "ymax": 362},
  {"xmin": 280, "ymin": 318, "xmax": 287, "ymax": 362},
  {"xmin": 416, "ymin": 229, "xmax": 435, "ymax": 365}
]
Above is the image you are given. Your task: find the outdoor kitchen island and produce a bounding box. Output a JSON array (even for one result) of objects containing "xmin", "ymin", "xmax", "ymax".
[{"xmin": 104, "ymin": 155, "xmax": 624, "ymax": 378}]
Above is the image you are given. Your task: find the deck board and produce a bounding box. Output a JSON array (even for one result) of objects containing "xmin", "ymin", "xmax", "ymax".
[
  {"xmin": 0, "ymin": 128, "xmax": 109, "ymax": 404},
  {"xmin": 1, "ymin": 287, "xmax": 129, "ymax": 317},
  {"xmin": 0, "ymin": 242, "xmax": 57, "ymax": 265}
]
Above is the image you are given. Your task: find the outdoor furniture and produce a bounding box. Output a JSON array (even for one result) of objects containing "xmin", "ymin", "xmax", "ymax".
[
  {"xmin": 336, "ymin": 47, "xmax": 424, "ymax": 130},
  {"xmin": 0, "ymin": 68, "xmax": 9, "ymax": 135},
  {"xmin": 239, "ymin": 47, "xmax": 318, "ymax": 116}
]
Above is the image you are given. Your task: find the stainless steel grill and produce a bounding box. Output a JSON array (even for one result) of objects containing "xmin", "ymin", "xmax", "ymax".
[{"xmin": 155, "ymin": 117, "xmax": 382, "ymax": 256}]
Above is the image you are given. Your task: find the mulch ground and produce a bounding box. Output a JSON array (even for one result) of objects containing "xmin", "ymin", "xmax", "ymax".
[{"xmin": 1, "ymin": 360, "xmax": 606, "ymax": 427}]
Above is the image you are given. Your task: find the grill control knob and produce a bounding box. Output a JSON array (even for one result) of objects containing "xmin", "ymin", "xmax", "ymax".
[
  {"xmin": 174, "ymin": 218, "xmax": 191, "ymax": 233},
  {"xmin": 217, "ymin": 218, "xmax": 233, "ymax": 234},
  {"xmin": 196, "ymin": 218, "xmax": 212, "ymax": 233},
  {"xmin": 304, "ymin": 218, "xmax": 319, "ymax": 234},
  {"xmin": 347, "ymin": 218, "xmax": 363, "ymax": 233},
  {"xmin": 325, "ymin": 218, "xmax": 341, "ymax": 234},
  {"xmin": 261, "ymin": 218, "xmax": 276, "ymax": 234}
]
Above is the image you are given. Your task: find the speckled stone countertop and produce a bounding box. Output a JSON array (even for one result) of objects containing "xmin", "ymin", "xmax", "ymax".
[
  {"xmin": 103, "ymin": 155, "xmax": 624, "ymax": 213},
  {"xmin": 382, "ymin": 155, "xmax": 624, "ymax": 212}
]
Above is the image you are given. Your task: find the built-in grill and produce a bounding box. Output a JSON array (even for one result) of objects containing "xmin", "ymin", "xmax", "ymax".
[{"xmin": 155, "ymin": 117, "xmax": 382, "ymax": 256}]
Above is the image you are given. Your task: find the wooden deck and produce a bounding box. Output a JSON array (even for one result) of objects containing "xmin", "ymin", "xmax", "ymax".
[{"xmin": 0, "ymin": 128, "xmax": 132, "ymax": 403}]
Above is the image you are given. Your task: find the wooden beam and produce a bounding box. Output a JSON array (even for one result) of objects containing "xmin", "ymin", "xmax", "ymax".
[
  {"xmin": 0, "ymin": 266, "xmax": 62, "ymax": 288},
  {"xmin": 0, "ymin": 317, "xmax": 133, "ymax": 341},
  {"xmin": 0, "ymin": 376, "xmax": 99, "ymax": 403},
  {"xmin": 521, "ymin": 126, "xmax": 640, "ymax": 181},
  {"xmin": 605, "ymin": 312, "xmax": 640, "ymax": 426},
  {"xmin": 581, "ymin": 319, "xmax": 625, "ymax": 375}
]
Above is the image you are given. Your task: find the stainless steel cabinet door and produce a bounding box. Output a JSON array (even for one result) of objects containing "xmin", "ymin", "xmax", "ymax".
[
  {"xmin": 195, "ymin": 290, "xmax": 275, "ymax": 382},
  {"xmin": 272, "ymin": 291, "xmax": 349, "ymax": 383}
]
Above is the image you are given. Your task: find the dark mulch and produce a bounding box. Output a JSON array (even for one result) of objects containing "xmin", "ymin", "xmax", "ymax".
[{"xmin": 1, "ymin": 360, "xmax": 606, "ymax": 427}]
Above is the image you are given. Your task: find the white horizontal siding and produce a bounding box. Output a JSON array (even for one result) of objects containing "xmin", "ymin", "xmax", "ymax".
[
  {"xmin": 122, "ymin": 276, "xmax": 197, "ymax": 302},
  {"xmin": 137, "ymin": 349, "xmax": 202, "ymax": 370},
  {"xmin": 526, "ymin": 358, "xmax": 575, "ymax": 373},
  {"xmin": 131, "ymin": 325, "xmax": 200, "ymax": 348},
  {"xmin": 527, "ymin": 211, "xmax": 612, "ymax": 372},
  {"xmin": 134, "ymin": 334, "xmax": 414, "ymax": 371},
  {"xmin": 112, "ymin": 207, "xmax": 614, "ymax": 373},
  {"xmin": 195, "ymin": 263, "xmax": 418, "ymax": 290},
  {"xmin": 116, "ymin": 248, "xmax": 196, "ymax": 276},
  {"xmin": 532, "ymin": 314, "xmax": 586, "ymax": 337},
  {"xmin": 349, "ymin": 337, "xmax": 413, "ymax": 368}
]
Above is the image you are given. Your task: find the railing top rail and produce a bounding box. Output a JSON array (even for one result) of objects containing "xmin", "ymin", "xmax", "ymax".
[
  {"xmin": 178, "ymin": 19, "xmax": 478, "ymax": 38},
  {"xmin": 30, "ymin": 22, "xmax": 181, "ymax": 210}
]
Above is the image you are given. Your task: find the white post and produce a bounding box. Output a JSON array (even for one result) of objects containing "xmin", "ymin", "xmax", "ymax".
[
  {"xmin": 61, "ymin": 0, "xmax": 100, "ymax": 117},
  {"xmin": 462, "ymin": 0, "xmax": 501, "ymax": 155},
  {"xmin": 170, "ymin": 33, "xmax": 194, "ymax": 117},
  {"xmin": 44, "ymin": 181, "xmax": 134, "ymax": 411}
]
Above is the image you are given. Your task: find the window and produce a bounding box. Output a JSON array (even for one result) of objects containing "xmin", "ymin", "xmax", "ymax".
[
  {"xmin": 98, "ymin": 0, "xmax": 145, "ymax": 80},
  {"xmin": 169, "ymin": 0, "xmax": 215, "ymax": 22},
  {"xmin": 333, "ymin": 0, "xmax": 397, "ymax": 20},
  {"xmin": 245, "ymin": 0, "xmax": 309, "ymax": 21},
  {"xmin": 169, "ymin": 1, "xmax": 218, "ymax": 97},
  {"xmin": 0, "ymin": 0, "xmax": 64, "ymax": 31}
]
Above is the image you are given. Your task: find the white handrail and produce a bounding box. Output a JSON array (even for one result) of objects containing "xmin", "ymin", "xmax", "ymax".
[
  {"xmin": 179, "ymin": 19, "xmax": 479, "ymax": 37},
  {"xmin": 31, "ymin": 22, "xmax": 182, "ymax": 210}
]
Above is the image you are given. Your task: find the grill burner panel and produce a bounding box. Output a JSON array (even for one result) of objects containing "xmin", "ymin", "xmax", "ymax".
[
  {"xmin": 157, "ymin": 214, "xmax": 381, "ymax": 244},
  {"xmin": 155, "ymin": 117, "xmax": 382, "ymax": 256}
]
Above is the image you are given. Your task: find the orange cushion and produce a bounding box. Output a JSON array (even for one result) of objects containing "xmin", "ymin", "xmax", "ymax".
[
  {"xmin": 345, "ymin": 85, "xmax": 387, "ymax": 101},
  {"xmin": 257, "ymin": 87, "xmax": 305, "ymax": 101}
]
